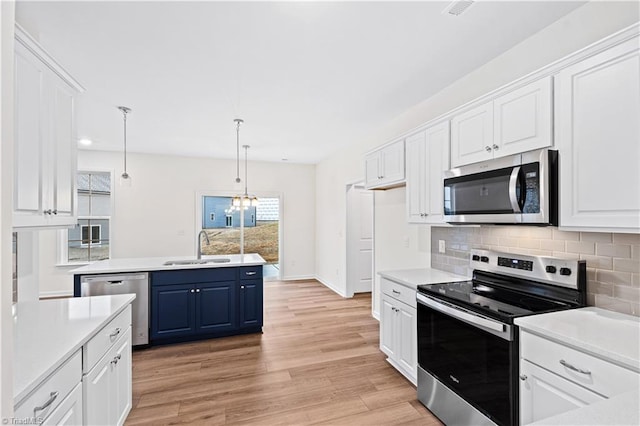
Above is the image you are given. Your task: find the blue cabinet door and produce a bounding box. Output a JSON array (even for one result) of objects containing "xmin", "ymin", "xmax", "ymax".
[
  {"xmin": 196, "ymin": 281, "xmax": 237, "ymax": 333},
  {"xmin": 151, "ymin": 284, "xmax": 196, "ymax": 340},
  {"xmin": 239, "ymin": 279, "xmax": 263, "ymax": 328}
]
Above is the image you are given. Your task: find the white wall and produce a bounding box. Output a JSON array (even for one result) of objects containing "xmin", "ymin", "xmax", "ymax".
[
  {"xmin": 39, "ymin": 150, "xmax": 315, "ymax": 296},
  {"xmin": 315, "ymin": 1, "xmax": 640, "ymax": 314},
  {"xmin": 0, "ymin": 0, "xmax": 15, "ymax": 417}
]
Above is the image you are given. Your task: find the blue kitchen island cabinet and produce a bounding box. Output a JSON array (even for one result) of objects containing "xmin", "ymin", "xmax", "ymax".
[{"xmin": 150, "ymin": 266, "xmax": 262, "ymax": 344}]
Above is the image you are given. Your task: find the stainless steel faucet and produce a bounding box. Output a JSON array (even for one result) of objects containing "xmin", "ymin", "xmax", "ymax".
[{"xmin": 197, "ymin": 230, "xmax": 210, "ymax": 260}]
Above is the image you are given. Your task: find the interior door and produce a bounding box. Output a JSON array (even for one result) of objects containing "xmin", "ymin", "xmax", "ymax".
[{"xmin": 347, "ymin": 184, "xmax": 373, "ymax": 295}]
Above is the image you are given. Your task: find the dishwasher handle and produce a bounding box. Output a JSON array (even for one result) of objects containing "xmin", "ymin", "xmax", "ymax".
[{"xmin": 81, "ymin": 274, "xmax": 148, "ymax": 283}]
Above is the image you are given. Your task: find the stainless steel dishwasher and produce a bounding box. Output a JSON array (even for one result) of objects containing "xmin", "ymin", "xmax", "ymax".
[{"xmin": 80, "ymin": 273, "xmax": 149, "ymax": 346}]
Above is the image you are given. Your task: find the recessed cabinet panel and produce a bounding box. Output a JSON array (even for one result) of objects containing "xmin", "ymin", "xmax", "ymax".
[
  {"xmin": 51, "ymin": 81, "xmax": 76, "ymax": 222},
  {"xmin": 451, "ymin": 101, "xmax": 494, "ymax": 167},
  {"xmin": 14, "ymin": 46, "xmax": 45, "ymax": 218},
  {"xmin": 197, "ymin": 281, "xmax": 236, "ymax": 332},
  {"xmin": 406, "ymin": 131, "xmax": 427, "ymax": 223},
  {"xmin": 240, "ymin": 280, "xmax": 263, "ymax": 328},
  {"xmin": 152, "ymin": 284, "xmax": 196, "ymax": 338},
  {"xmin": 380, "ymin": 296, "xmax": 396, "ymax": 358},
  {"xmin": 494, "ymin": 76, "xmax": 553, "ymax": 157},
  {"xmin": 556, "ymin": 37, "xmax": 640, "ymax": 231}
]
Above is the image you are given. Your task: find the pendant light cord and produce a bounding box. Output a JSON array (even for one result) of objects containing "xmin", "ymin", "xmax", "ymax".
[
  {"xmin": 118, "ymin": 106, "xmax": 132, "ymax": 178},
  {"xmin": 243, "ymin": 145, "xmax": 249, "ymax": 195}
]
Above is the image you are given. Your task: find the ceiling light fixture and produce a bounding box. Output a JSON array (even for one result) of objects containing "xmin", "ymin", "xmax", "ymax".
[
  {"xmin": 231, "ymin": 118, "xmax": 244, "ymax": 209},
  {"xmin": 117, "ymin": 106, "xmax": 132, "ymax": 186}
]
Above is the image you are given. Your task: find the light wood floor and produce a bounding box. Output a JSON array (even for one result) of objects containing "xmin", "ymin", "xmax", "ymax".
[{"xmin": 126, "ymin": 280, "xmax": 442, "ymax": 425}]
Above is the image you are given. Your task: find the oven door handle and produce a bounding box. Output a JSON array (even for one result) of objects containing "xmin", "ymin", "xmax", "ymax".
[
  {"xmin": 509, "ymin": 166, "xmax": 522, "ymax": 213},
  {"xmin": 417, "ymin": 293, "xmax": 505, "ymax": 333}
]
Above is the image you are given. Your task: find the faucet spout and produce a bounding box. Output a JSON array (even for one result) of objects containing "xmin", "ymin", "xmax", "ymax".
[{"xmin": 197, "ymin": 230, "xmax": 210, "ymax": 260}]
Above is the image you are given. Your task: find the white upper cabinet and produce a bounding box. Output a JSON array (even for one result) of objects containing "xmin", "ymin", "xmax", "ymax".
[
  {"xmin": 406, "ymin": 122, "xmax": 450, "ymax": 223},
  {"xmin": 555, "ymin": 36, "xmax": 640, "ymax": 232},
  {"xmin": 451, "ymin": 101, "xmax": 494, "ymax": 167},
  {"xmin": 494, "ymin": 76, "xmax": 553, "ymax": 157},
  {"xmin": 13, "ymin": 26, "xmax": 84, "ymax": 229},
  {"xmin": 451, "ymin": 76, "xmax": 553, "ymax": 167},
  {"xmin": 364, "ymin": 139, "xmax": 405, "ymax": 190}
]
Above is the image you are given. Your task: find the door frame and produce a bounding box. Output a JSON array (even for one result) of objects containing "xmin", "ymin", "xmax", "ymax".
[
  {"xmin": 195, "ymin": 190, "xmax": 284, "ymax": 279},
  {"xmin": 345, "ymin": 181, "xmax": 374, "ymax": 299}
]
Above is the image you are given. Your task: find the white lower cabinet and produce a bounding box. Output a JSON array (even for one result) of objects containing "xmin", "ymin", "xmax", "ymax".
[
  {"xmin": 520, "ymin": 359, "xmax": 604, "ymax": 425},
  {"xmin": 380, "ymin": 278, "xmax": 417, "ymax": 385},
  {"xmin": 43, "ymin": 383, "xmax": 84, "ymax": 426},
  {"xmin": 84, "ymin": 327, "xmax": 132, "ymax": 426},
  {"xmin": 519, "ymin": 330, "xmax": 640, "ymax": 425}
]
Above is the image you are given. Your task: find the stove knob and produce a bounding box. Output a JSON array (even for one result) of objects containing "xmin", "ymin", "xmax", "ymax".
[
  {"xmin": 480, "ymin": 256, "xmax": 489, "ymax": 263},
  {"xmin": 545, "ymin": 265, "xmax": 557, "ymax": 274},
  {"xmin": 559, "ymin": 267, "xmax": 572, "ymax": 276},
  {"xmin": 472, "ymin": 255, "xmax": 480, "ymax": 261}
]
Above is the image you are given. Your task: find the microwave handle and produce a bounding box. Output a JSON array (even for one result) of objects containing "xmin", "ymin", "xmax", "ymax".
[{"xmin": 509, "ymin": 166, "xmax": 522, "ymax": 213}]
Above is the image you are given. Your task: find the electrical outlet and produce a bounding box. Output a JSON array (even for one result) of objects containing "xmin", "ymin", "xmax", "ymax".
[{"xmin": 439, "ymin": 240, "xmax": 446, "ymax": 253}]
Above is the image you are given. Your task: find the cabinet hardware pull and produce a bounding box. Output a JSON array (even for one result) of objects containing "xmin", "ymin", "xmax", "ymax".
[
  {"xmin": 519, "ymin": 374, "xmax": 527, "ymax": 381},
  {"xmin": 392, "ymin": 289, "xmax": 401, "ymax": 295},
  {"xmin": 560, "ymin": 359, "xmax": 591, "ymax": 375},
  {"xmin": 241, "ymin": 285, "xmax": 245, "ymax": 289},
  {"xmin": 52, "ymin": 209, "xmax": 58, "ymax": 215},
  {"xmin": 109, "ymin": 328, "xmax": 121, "ymax": 338},
  {"xmin": 111, "ymin": 354, "xmax": 121, "ymax": 365},
  {"xmin": 34, "ymin": 391, "xmax": 59, "ymax": 414},
  {"xmin": 190, "ymin": 289, "xmax": 195, "ymax": 293},
  {"xmin": 196, "ymin": 289, "xmax": 200, "ymax": 293},
  {"xmin": 43, "ymin": 209, "xmax": 52, "ymax": 215},
  {"xmin": 245, "ymin": 271, "xmax": 257, "ymax": 276},
  {"xmin": 492, "ymin": 144, "xmax": 499, "ymax": 150},
  {"xmin": 485, "ymin": 146, "xmax": 492, "ymax": 152}
]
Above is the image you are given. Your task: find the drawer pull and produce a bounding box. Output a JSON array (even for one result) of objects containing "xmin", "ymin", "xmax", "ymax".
[
  {"xmin": 245, "ymin": 271, "xmax": 257, "ymax": 276},
  {"xmin": 392, "ymin": 289, "xmax": 401, "ymax": 295},
  {"xmin": 111, "ymin": 354, "xmax": 122, "ymax": 365},
  {"xmin": 109, "ymin": 328, "xmax": 121, "ymax": 339},
  {"xmin": 519, "ymin": 374, "xmax": 527, "ymax": 381},
  {"xmin": 560, "ymin": 359, "xmax": 591, "ymax": 375},
  {"xmin": 34, "ymin": 391, "xmax": 59, "ymax": 414}
]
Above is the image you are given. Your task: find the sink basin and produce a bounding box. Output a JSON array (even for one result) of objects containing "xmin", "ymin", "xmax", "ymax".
[{"xmin": 163, "ymin": 258, "xmax": 231, "ymax": 266}]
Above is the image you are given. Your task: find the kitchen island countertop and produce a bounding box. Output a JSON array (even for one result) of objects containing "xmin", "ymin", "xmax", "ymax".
[{"xmin": 69, "ymin": 253, "xmax": 266, "ymax": 275}]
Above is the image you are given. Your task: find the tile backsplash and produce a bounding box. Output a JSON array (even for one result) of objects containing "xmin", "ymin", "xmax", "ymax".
[{"xmin": 431, "ymin": 226, "xmax": 640, "ymax": 316}]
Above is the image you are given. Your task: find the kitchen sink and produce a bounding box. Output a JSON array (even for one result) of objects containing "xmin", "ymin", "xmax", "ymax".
[{"xmin": 163, "ymin": 258, "xmax": 231, "ymax": 266}]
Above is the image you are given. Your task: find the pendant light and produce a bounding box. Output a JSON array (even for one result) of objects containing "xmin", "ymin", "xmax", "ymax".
[
  {"xmin": 231, "ymin": 118, "xmax": 244, "ymax": 209},
  {"xmin": 241, "ymin": 144, "xmax": 259, "ymax": 209},
  {"xmin": 118, "ymin": 106, "xmax": 132, "ymax": 186}
]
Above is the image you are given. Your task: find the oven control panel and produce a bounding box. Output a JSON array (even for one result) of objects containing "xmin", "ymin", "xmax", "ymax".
[{"xmin": 469, "ymin": 249, "xmax": 585, "ymax": 290}]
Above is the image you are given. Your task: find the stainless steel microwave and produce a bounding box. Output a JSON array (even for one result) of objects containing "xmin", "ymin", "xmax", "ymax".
[{"xmin": 444, "ymin": 149, "xmax": 558, "ymax": 225}]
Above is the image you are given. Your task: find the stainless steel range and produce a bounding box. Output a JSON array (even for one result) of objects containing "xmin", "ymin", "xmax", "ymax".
[{"xmin": 416, "ymin": 249, "xmax": 586, "ymax": 426}]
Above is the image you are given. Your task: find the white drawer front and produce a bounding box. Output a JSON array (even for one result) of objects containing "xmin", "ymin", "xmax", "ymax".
[
  {"xmin": 42, "ymin": 382, "xmax": 83, "ymax": 426},
  {"xmin": 521, "ymin": 331, "xmax": 640, "ymax": 397},
  {"xmin": 381, "ymin": 278, "xmax": 416, "ymax": 308},
  {"xmin": 83, "ymin": 305, "xmax": 132, "ymax": 374},
  {"xmin": 15, "ymin": 350, "xmax": 81, "ymax": 421}
]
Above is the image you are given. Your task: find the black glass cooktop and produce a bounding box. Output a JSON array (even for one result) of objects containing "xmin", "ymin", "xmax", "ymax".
[{"xmin": 418, "ymin": 279, "xmax": 571, "ymax": 322}]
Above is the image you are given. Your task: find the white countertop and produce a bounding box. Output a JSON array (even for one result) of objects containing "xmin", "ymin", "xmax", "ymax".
[
  {"xmin": 515, "ymin": 307, "xmax": 640, "ymax": 372},
  {"xmin": 13, "ymin": 294, "xmax": 135, "ymax": 404},
  {"xmin": 378, "ymin": 268, "xmax": 469, "ymax": 290},
  {"xmin": 531, "ymin": 390, "xmax": 640, "ymax": 426},
  {"xmin": 69, "ymin": 253, "xmax": 266, "ymax": 275}
]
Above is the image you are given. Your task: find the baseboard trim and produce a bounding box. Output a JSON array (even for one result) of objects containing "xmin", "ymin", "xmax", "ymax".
[
  {"xmin": 314, "ymin": 275, "xmax": 348, "ymax": 298},
  {"xmin": 280, "ymin": 274, "xmax": 315, "ymax": 281}
]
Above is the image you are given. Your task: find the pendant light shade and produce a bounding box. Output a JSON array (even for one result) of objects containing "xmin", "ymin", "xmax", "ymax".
[
  {"xmin": 118, "ymin": 106, "xmax": 132, "ymax": 187},
  {"xmin": 230, "ymin": 119, "xmax": 258, "ymax": 210}
]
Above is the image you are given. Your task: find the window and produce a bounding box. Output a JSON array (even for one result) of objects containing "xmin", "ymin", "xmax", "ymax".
[{"xmin": 60, "ymin": 171, "xmax": 112, "ymax": 264}]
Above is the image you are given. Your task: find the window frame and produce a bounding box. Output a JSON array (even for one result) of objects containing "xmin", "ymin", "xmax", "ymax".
[{"xmin": 57, "ymin": 169, "xmax": 114, "ymax": 266}]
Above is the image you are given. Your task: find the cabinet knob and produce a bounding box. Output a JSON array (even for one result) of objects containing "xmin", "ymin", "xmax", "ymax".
[
  {"xmin": 492, "ymin": 144, "xmax": 499, "ymax": 151},
  {"xmin": 196, "ymin": 288, "xmax": 200, "ymax": 293},
  {"xmin": 485, "ymin": 146, "xmax": 492, "ymax": 152},
  {"xmin": 190, "ymin": 289, "xmax": 195, "ymax": 293},
  {"xmin": 519, "ymin": 374, "xmax": 527, "ymax": 381},
  {"xmin": 241, "ymin": 285, "xmax": 245, "ymax": 289}
]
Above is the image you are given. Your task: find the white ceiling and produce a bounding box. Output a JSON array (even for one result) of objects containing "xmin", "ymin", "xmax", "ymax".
[{"xmin": 16, "ymin": 1, "xmax": 585, "ymax": 164}]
